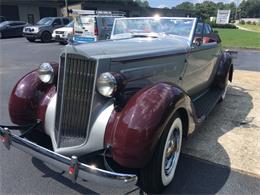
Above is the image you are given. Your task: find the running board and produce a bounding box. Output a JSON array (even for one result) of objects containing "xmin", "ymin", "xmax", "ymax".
[{"xmin": 193, "ymin": 87, "xmax": 223, "ymax": 123}]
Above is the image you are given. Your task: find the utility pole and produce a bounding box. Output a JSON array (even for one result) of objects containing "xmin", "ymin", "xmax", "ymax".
[
  {"xmin": 235, "ymin": 0, "xmax": 238, "ymax": 20},
  {"xmin": 65, "ymin": 0, "xmax": 69, "ymax": 17}
]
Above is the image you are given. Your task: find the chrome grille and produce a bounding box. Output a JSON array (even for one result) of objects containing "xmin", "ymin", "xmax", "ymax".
[{"xmin": 55, "ymin": 54, "xmax": 96, "ymax": 147}]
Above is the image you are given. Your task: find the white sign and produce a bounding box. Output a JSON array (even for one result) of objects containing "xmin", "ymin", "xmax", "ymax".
[{"xmin": 216, "ymin": 10, "xmax": 231, "ymax": 24}]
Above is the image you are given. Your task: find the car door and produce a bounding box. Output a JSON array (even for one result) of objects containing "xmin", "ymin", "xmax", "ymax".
[
  {"xmin": 52, "ymin": 18, "xmax": 63, "ymax": 31},
  {"xmin": 15, "ymin": 22, "xmax": 26, "ymax": 36},
  {"xmin": 183, "ymin": 23, "xmax": 220, "ymax": 98},
  {"xmin": 62, "ymin": 18, "xmax": 70, "ymax": 26},
  {"xmin": 6, "ymin": 22, "xmax": 19, "ymax": 37}
]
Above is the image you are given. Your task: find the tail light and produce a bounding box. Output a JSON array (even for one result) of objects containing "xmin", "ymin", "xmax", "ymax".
[
  {"xmin": 94, "ymin": 19, "xmax": 98, "ymax": 36},
  {"xmin": 94, "ymin": 26, "xmax": 99, "ymax": 36}
]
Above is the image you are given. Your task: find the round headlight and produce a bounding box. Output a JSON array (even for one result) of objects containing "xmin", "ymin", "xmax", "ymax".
[
  {"xmin": 97, "ymin": 72, "xmax": 117, "ymax": 97},
  {"xmin": 38, "ymin": 62, "xmax": 54, "ymax": 83}
]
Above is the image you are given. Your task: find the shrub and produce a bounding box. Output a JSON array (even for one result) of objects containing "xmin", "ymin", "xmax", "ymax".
[
  {"xmin": 252, "ymin": 21, "xmax": 256, "ymax": 25},
  {"xmin": 246, "ymin": 21, "xmax": 252, "ymax": 24},
  {"xmin": 210, "ymin": 23, "xmax": 238, "ymax": 29},
  {"xmin": 239, "ymin": 20, "xmax": 245, "ymax": 25}
]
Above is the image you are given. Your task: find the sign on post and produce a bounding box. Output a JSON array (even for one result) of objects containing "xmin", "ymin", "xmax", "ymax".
[{"xmin": 216, "ymin": 10, "xmax": 231, "ymax": 24}]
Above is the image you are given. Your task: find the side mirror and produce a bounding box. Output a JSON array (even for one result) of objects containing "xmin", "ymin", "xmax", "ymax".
[
  {"xmin": 194, "ymin": 37, "xmax": 202, "ymax": 47},
  {"xmin": 106, "ymin": 33, "xmax": 111, "ymax": 39}
]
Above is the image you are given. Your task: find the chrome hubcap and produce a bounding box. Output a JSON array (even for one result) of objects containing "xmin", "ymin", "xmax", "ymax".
[{"xmin": 164, "ymin": 128, "xmax": 180, "ymax": 176}]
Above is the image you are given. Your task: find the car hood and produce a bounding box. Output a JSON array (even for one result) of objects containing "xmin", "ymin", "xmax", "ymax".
[
  {"xmin": 67, "ymin": 36, "xmax": 190, "ymax": 60},
  {"xmin": 54, "ymin": 27, "xmax": 73, "ymax": 32},
  {"xmin": 26, "ymin": 24, "xmax": 48, "ymax": 28}
]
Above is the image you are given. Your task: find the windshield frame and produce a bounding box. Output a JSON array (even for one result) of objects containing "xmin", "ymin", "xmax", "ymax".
[{"xmin": 111, "ymin": 17, "xmax": 197, "ymax": 46}]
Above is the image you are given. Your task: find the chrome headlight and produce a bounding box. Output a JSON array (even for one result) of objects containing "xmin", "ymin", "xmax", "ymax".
[
  {"xmin": 38, "ymin": 62, "xmax": 54, "ymax": 83},
  {"xmin": 97, "ymin": 72, "xmax": 117, "ymax": 97}
]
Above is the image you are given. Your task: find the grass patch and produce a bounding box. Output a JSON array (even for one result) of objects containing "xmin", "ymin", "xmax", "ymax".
[
  {"xmin": 237, "ymin": 24, "xmax": 260, "ymax": 33},
  {"xmin": 215, "ymin": 28, "xmax": 260, "ymax": 49}
]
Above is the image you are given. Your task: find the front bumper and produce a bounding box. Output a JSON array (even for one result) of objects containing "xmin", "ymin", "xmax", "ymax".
[
  {"xmin": 0, "ymin": 127, "xmax": 137, "ymax": 188},
  {"xmin": 52, "ymin": 34, "xmax": 68, "ymax": 42},
  {"xmin": 23, "ymin": 32, "xmax": 40, "ymax": 39}
]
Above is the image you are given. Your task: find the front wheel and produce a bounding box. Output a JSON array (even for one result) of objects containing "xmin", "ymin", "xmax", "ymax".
[
  {"xmin": 139, "ymin": 113, "xmax": 183, "ymax": 193},
  {"xmin": 41, "ymin": 31, "xmax": 52, "ymax": 43}
]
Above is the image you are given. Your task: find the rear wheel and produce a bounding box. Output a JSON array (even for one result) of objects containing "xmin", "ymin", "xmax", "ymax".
[
  {"xmin": 41, "ymin": 31, "xmax": 52, "ymax": 43},
  {"xmin": 139, "ymin": 113, "xmax": 183, "ymax": 193},
  {"xmin": 59, "ymin": 41, "xmax": 67, "ymax": 45},
  {"xmin": 26, "ymin": 37, "xmax": 35, "ymax": 42}
]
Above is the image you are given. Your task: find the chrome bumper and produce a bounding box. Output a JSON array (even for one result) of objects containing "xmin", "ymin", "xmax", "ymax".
[{"xmin": 0, "ymin": 127, "xmax": 137, "ymax": 188}]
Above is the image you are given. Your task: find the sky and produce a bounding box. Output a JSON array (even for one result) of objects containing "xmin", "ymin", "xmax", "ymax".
[{"xmin": 147, "ymin": 0, "xmax": 242, "ymax": 8}]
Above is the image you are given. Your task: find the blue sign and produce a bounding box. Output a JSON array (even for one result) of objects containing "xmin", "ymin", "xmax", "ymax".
[{"xmin": 73, "ymin": 36, "xmax": 96, "ymax": 43}]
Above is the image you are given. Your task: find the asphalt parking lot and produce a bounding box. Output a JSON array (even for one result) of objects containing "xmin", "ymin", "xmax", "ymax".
[{"xmin": 0, "ymin": 37, "xmax": 260, "ymax": 194}]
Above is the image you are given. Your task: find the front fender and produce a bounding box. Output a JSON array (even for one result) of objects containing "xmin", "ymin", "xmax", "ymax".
[
  {"xmin": 9, "ymin": 63, "xmax": 58, "ymax": 125},
  {"xmin": 104, "ymin": 83, "xmax": 194, "ymax": 168}
]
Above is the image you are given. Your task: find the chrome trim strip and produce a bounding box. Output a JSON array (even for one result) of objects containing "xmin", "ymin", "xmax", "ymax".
[{"xmin": 0, "ymin": 127, "xmax": 137, "ymax": 188}]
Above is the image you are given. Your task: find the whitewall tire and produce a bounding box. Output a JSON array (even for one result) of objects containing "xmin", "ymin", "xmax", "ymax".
[
  {"xmin": 161, "ymin": 117, "xmax": 182, "ymax": 186},
  {"xmin": 139, "ymin": 113, "xmax": 183, "ymax": 193}
]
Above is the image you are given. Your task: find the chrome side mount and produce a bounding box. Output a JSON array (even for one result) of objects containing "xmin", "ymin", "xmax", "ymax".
[{"xmin": 0, "ymin": 127, "xmax": 137, "ymax": 188}]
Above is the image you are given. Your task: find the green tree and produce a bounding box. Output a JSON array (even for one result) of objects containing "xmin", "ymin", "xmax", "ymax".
[
  {"xmin": 239, "ymin": 0, "xmax": 260, "ymax": 18},
  {"xmin": 195, "ymin": 1, "xmax": 217, "ymax": 20},
  {"xmin": 175, "ymin": 2, "xmax": 194, "ymax": 10},
  {"xmin": 133, "ymin": 0, "xmax": 149, "ymax": 7}
]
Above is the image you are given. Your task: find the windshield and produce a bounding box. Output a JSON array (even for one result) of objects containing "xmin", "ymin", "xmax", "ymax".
[
  {"xmin": 112, "ymin": 17, "xmax": 196, "ymax": 40},
  {"xmin": 66, "ymin": 21, "xmax": 74, "ymax": 27},
  {"xmin": 76, "ymin": 16, "xmax": 94, "ymax": 26},
  {"xmin": 37, "ymin": 17, "xmax": 53, "ymax": 25}
]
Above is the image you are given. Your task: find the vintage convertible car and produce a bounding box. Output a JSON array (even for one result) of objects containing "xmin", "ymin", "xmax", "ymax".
[{"xmin": 0, "ymin": 17, "xmax": 233, "ymax": 193}]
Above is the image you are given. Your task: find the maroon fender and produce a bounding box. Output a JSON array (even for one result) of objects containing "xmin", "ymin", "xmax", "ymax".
[
  {"xmin": 9, "ymin": 62, "xmax": 58, "ymax": 125},
  {"xmin": 216, "ymin": 51, "xmax": 233, "ymax": 84},
  {"xmin": 104, "ymin": 82, "xmax": 193, "ymax": 168}
]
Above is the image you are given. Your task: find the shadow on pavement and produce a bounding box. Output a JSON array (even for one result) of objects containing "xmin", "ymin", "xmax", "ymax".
[
  {"xmin": 31, "ymin": 158, "xmax": 98, "ymax": 194},
  {"xmin": 163, "ymin": 85, "xmax": 253, "ymax": 194},
  {"xmin": 163, "ymin": 154, "xmax": 230, "ymax": 194}
]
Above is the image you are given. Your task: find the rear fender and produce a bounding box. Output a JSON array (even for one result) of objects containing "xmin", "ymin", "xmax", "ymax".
[
  {"xmin": 9, "ymin": 62, "xmax": 58, "ymax": 125},
  {"xmin": 104, "ymin": 82, "xmax": 195, "ymax": 168},
  {"xmin": 216, "ymin": 51, "xmax": 233, "ymax": 84}
]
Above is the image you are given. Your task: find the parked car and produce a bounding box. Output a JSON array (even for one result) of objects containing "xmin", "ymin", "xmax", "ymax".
[
  {"xmin": 52, "ymin": 21, "xmax": 74, "ymax": 44},
  {"xmin": 194, "ymin": 22, "xmax": 221, "ymax": 43},
  {"xmin": 72, "ymin": 10, "xmax": 124, "ymax": 43},
  {"xmin": 23, "ymin": 17, "xmax": 70, "ymax": 43},
  {"xmin": 0, "ymin": 17, "xmax": 233, "ymax": 193},
  {"xmin": 0, "ymin": 16, "xmax": 6, "ymax": 23},
  {"xmin": 0, "ymin": 21, "xmax": 27, "ymax": 39}
]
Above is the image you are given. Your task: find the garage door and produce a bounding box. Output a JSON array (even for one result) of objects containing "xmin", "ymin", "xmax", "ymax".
[
  {"xmin": 0, "ymin": 5, "xmax": 19, "ymax": 20},
  {"xmin": 39, "ymin": 7, "xmax": 57, "ymax": 18}
]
